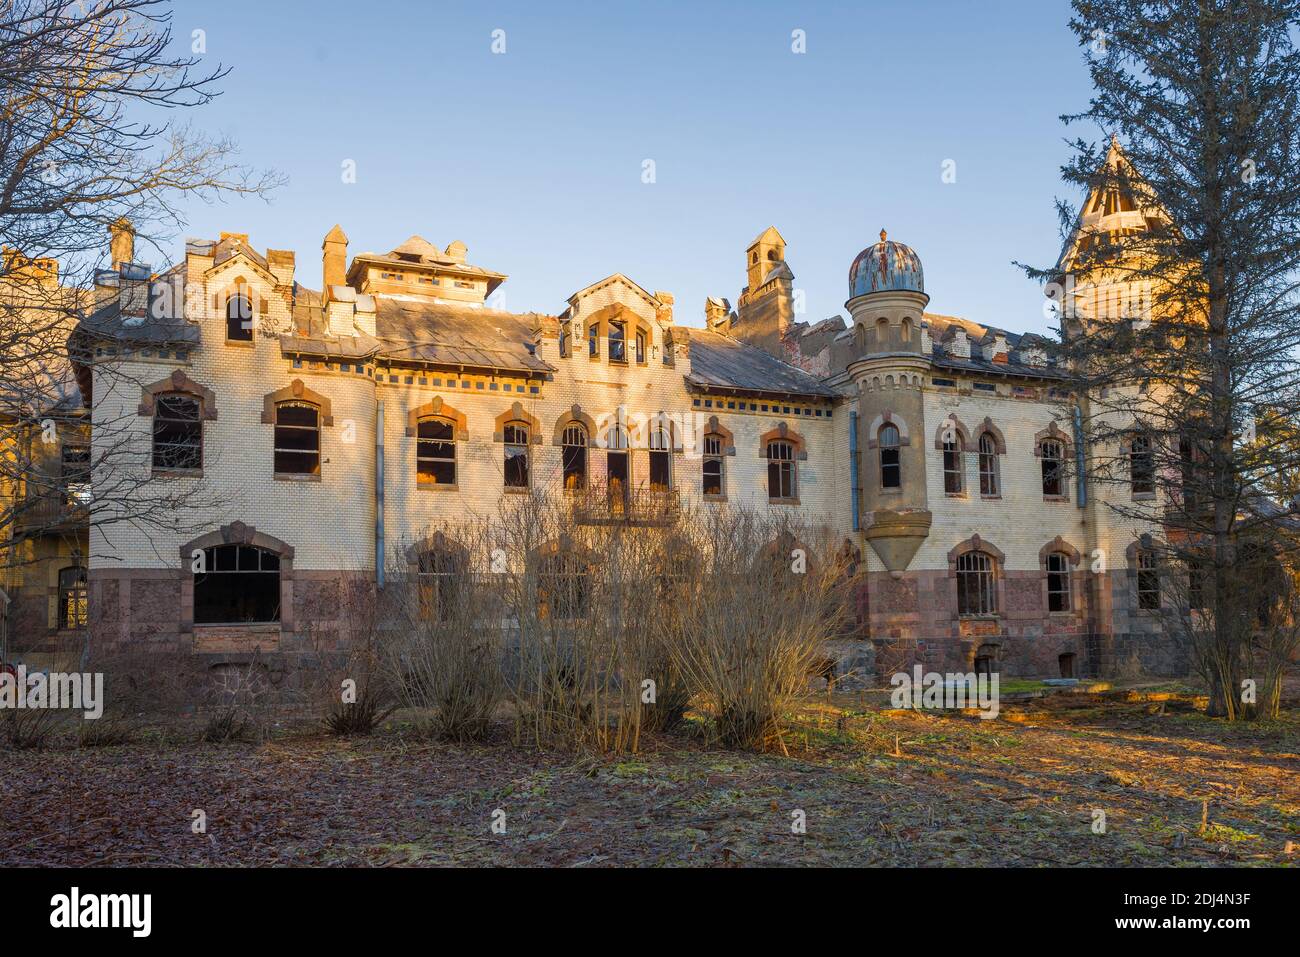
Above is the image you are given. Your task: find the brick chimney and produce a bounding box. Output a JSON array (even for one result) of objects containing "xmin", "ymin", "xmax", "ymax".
[
  {"xmin": 322, "ymin": 224, "xmax": 348, "ymax": 300},
  {"xmin": 109, "ymin": 218, "xmax": 135, "ymax": 270}
]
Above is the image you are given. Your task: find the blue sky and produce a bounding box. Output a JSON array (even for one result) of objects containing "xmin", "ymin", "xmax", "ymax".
[{"xmin": 165, "ymin": 0, "xmax": 1099, "ymax": 336}]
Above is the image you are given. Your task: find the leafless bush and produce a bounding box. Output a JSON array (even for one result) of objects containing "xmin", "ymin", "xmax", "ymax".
[
  {"xmin": 0, "ymin": 706, "xmax": 65, "ymax": 750},
  {"xmin": 303, "ymin": 578, "xmax": 396, "ymax": 736},
  {"xmin": 668, "ymin": 506, "xmax": 852, "ymax": 751},
  {"xmin": 77, "ymin": 714, "xmax": 136, "ymax": 747}
]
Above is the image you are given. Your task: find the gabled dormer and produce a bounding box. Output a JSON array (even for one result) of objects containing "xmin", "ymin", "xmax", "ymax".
[{"xmin": 346, "ymin": 235, "xmax": 506, "ymax": 306}]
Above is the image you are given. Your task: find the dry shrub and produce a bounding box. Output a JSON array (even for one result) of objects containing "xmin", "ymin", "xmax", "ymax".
[
  {"xmin": 385, "ymin": 521, "xmax": 505, "ymax": 741},
  {"xmin": 668, "ymin": 506, "xmax": 852, "ymax": 751},
  {"xmin": 198, "ymin": 652, "xmax": 272, "ymax": 744},
  {"xmin": 77, "ymin": 714, "xmax": 137, "ymax": 747},
  {"xmin": 0, "ymin": 706, "xmax": 65, "ymax": 750},
  {"xmin": 302, "ymin": 579, "xmax": 396, "ymax": 736}
]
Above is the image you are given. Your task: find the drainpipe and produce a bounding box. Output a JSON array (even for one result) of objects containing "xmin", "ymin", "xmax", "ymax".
[
  {"xmin": 1073, "ymin": 403, "xmax": 1086, "ymax": 508},
  {"xmin": 375, "ymin": 400, "xmax": 385, "ymax": 589},
  {"xmin": 849, "ymin": 410, "xmax": 861, "ymax": 532}
]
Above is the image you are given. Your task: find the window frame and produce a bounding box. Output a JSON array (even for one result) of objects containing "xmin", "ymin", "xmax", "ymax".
[
  {"xmin": 416, "ymin": 415, "xmax": 458, "ymax": 488},
  {"xmin": 152, "ymin": 392, "xmax": 204, "ymax": 474},
  {"xmin": 766, "ymin": 439, "xmax": 797, "ymax": 501},
  {"xmin": 561, "ymin": 423, "xmax": 589, "ymax": 490},
  {"xmin": 956, "ymin": 551, "xmax": 997, "ymax": 616},
  {"xmin": 225, "ymin": 291, "xmax": 254, "ymax": 343},
  {"xmin": 608, "ymin": 320, "xmax": 627, "ymax": 363},
  {"xmin": 1136, "ymin": 548, "xmax": 1161, "ymax": 610},
  {"xmin": 193, "ymin": 544, "xmax": 282, "ymax": 625},
  {"xmin": 1040, "ymin": 439, "xmax": 1065, "ymax": 497},
  {"xmin": 57, "ymin": 565, "xmax": 88, "ymax": 630},
  {"xmin": 1129, "ymin": 433, "xmax": 1155, "ymax": 496},
  {"xmin": 702, "ymin": 432, "xmax": 725, "ymax": 497},
  {"xmin": 273, "ymin": 400, "xmax": 322, "ymax": 478},
  {"xmin": 977, "ymin": 432, "xmax": 999, "ymax": 496},
  {"xmin": 1046, "ymin": 552, "xmax": 1071, "ymax": 612},
  {"xmin": 879, "ymin": 424, "xmax": 901, "ymax": 489},
  {"xmin": 503, "ymin": 422, "xmax": 530, "ymax": 489},
  {"xmin": 942, "ymin": 439, "xmax": 963, "ymax": 494}
]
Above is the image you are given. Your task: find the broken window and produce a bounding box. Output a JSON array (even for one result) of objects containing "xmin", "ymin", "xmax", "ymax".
[
  {"xmin": 274, "ymin": 401, "xmax": 320, "ymax": 476},
  {"xmin": 1046, "ymin": 552, "xmax": 1070, "ymax": 612},
  {"xmin": 703, "ymin": 433, "xmax": 724, "ymax": 496},
  {"xmin": 1040, "ymin": 439, "xmax": 1064, "ymax": 496},
  {"xmin": 417, "ymin": 417, "xmax": 457, "ymax": 486},
  {"xmin": 153, "ymin": 393, "xmax": 203, "ymax": 472},
  {"xmin": 767, "ymin": 439, "xmax": 796, "ymax": 500},
  {"xmin": 957, "ymin": 551, "xmax": 996, "ymax": 615},
  {"xmin": 649, "ymin": 424, "xmax": 671, "ymax": 490},
  {"xmin": 1130, "ymin": 433, "xmax": 1154, "ymax": 494},
  {"xmin": 61, "ymin": 443, "xmax": 92, "ymax": 506},
  {"xmin": 1136, "ymin": 548, "xmax": 1161, "ymax": 609},
  {"xmin": 943, "ymin": 439, "xmax": 963, "ymax": 494},
  {"xmin": 503, "ymin": 423, "xmax": 529, "ymax": 488},
  {"xmin": 562, "ymin": 424, "xmax": 588, "ymax": 490},
  {"xmin": 194, "ymin": 545, "xmax": 281, "ymax": 624},
  {"xmin": 226, "ymin": 292, "xmax": 253, "ymax": 342}
]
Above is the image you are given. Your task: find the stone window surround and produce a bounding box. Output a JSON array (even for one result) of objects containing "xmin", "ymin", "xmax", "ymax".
[
  {"xmin": 581, "ymin": 303, "xmax": 655, "ymax": 365},
  {"xmin": 947, "ymin": 534, "xmax": 1006, "ymax": 619},
  {"xmin": 974, "ymin": 417, "xmax": 1007, "ymax": 499},
  {"xmin": 867, "ymin": 411, "xmax": 908, "ymax": 493},
  {"xmin": 138, "ymin": 370, "xmax": 218, "ymax": 477},
  {"xmin": 702, "ymin": 416, "xmax": 735, "ymax": 501},
  {"xmin": 1122, "ymin": 429, "xmax": 1158, "ymax": 501},
  {"xmin": 409, "ymin": 397, "xmax": 468, "ymax": 492},
  {"xmin": 759, "ymin": 423, "xmax": 805, "ymax": 505},
  {"xmin": 1038, "ymin": 536, "xmax": 1083, "ymax": 616},
  {"xmin": 178, "ymin": 521, "xmax": 295, "ymax": 635},
  {"xmin": 261, "ymin": 379, "xmax": 335, "ymax": 427}
]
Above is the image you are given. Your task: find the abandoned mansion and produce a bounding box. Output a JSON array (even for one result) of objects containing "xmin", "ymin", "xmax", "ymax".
[{"xmin": 3, "ymin": 146, "xmax": 1183, "ymax": 681}]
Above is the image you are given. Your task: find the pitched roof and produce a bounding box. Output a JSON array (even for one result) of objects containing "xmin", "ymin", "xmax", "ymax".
[
  {"xmin": 372, "ymin": 299, "xmax": 553, "ymax": 374},
  {"xmin": 683, "ymin": 328, "xmax": 836, "ymax": 398}
]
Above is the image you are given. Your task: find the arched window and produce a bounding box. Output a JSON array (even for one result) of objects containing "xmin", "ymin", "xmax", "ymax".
[
  {"xmin": 703, "ymin": 433, "xmax": 725, "ymax": 497},
  {"xmin": 649, "ymin": 423, "xmax": 672, "ymax": 491},
  {"xmin": 415, "ymin": 543, "xmax": 466, "ymax": 621},
  {"xmin": 587, "ymin": 323, "xmax": 599, "ymax": 357},
  {"xmin": 274, "ymin": 401, "xmax": 320, "ymax": 476},
  {"xmin": 956, "ymin": 551, "xmax": 996, "ymax": 615},
  {"xmin": 194, "ymin": 544, "xmax": 281, "ymax": 624},
  {"xmin": 978, "ymin": 432, "xmax": 999, "ymax": 496},
  {"xmin": 153, "ymin": 393, "xmax": 203, "ymax": 472},
  {"xmin": 606, "ymin": 424, "xmax": 630, "ymax": 504},
  {"xmin": 879, "ymin": 424, "xmax": 901, "ymax": 488},
  {"xmin": 1130, "ymin": 433, "xmax": 1154, "ymax": 494},
  {"xmin": 1136, "ymin": 548, "xmax": 1160, "ymax": 609},
  {"xmin": 1046, "ymin": 552, "xmax": 1071, "ymax": 611},
  {"xmin": 503, "ymin": 422, "xmax": 529, "ymax": 488},
  {"xmin": 562, "ymin": 424, "xmax": 588, "ymax": 490},
  {"xmin": 57, "ymin": 566, "xmax": 87, "ymax": 630},
  {"xmin": 226, "ymin": 291, "xmax": 253, "ymax": 342},
  {"xmin": 1040, "ymin": 439, "xmax": 1064, "ymax": 496},
  {"xmin": 943, "ymin": 439, "xmax": 963, "ymax": 494},
  {"xmin": 417, "ymin": 417, "xmax": 457, "ymax": 486},
  {"xmin": 767, "ymin": 439, "xmax": 796, "ymax": 500},
  {"xmin": 608, "ymin": 320, "xmax": 627, "ymax": 363},
  {"xmin": 538, "ymin": 548, "xmax": 590, "ymax": 620}
]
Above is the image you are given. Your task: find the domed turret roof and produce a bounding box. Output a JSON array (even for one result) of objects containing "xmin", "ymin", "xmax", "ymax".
[{"xmin": 849, "ymin": 229, "xmax": 924, "ymax": 298}]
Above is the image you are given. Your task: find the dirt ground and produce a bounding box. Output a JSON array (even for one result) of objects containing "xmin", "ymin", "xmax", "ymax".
[{"xmin": 2, "ymin": 687, "xmax": 1297, "ymax": 867}]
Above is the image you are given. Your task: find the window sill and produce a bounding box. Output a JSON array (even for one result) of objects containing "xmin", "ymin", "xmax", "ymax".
[
  {"xmin": 704, "ymin": 493, "xmax": 728, "ymax": 503},
  {"xmin": 1042, "ymin": 494, "xmax": 1070, "ymax": 503},
  {"xmin": 945, "ymin": 492, "xmax": 968, "ymax": 499},
  {"xmin": 1131, "ymin": 492, "xmax": 1157, "ymax": 501},
  {"xmin": 979, "ymin": 494, "xmax": 1002, "ymax": 501},
  {"xmin": 417, "ymin": 482, "xmax": 460, "ymax": 492},
  {"xmin": 768, "ymin": 496, "xmax": 801, "ymax": 506},
  {"xmin": 959, "ymin": 614, "xmax": 1001, "ymax": 621},
  {"xmin": 152, "ymin": 468, "xmax": 203, "ymax": 479},
  {"xmin": 224, "ymin": 337, "xmax": 255, "ymax": 347},
  {"xmin": 274, "ymin": 473, "xmax": 321, "ymax": 483},
  {"xmin": 1047, "ymin": 610, "xmax": 1074, "ymax": 617},
  {"xmin": 503, "ymin": 486, "xmax": 531, "ymax": 495},
  {"xmin": 879, "ymin": 487, "xmax": 904, "ymax": 495}
]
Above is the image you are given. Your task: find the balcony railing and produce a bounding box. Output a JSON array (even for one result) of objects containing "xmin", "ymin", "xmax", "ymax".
[
  {"xmin": 3, "ymin": 491, "xmax": 89, "ymax": 533},
  {"xmin": 570, "ymin": 480, "xmax": 680, "ymax": 527}
]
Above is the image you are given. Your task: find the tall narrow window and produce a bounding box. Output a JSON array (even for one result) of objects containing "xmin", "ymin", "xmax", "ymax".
[
  {"xmin": 978, "ymin": 433, "xmax": 999, "ymax": 496},
  {"xmin": 943, "ymin": 439, "xmax": 963, "ymax": 494},
  {"xmin": 61, "ymin": 444, "xmax": 92, "ymax": 507},
  {"xmin": 503, "ymin": 423, "xmax": 529, "ymax": 488},
  {"xmin": 273, "ymin": 401, "xmax": 320, "ymax": 476},
  {"xmin": 153, "ymin": 394, "xmax": 203, "ymax": 471},
  {"xmin": 57, "ymin": 566, "xmax": 88, "ymax": 629},
  {"xmin": 649, "ymin": 424, "xmax": 671, "ymax": 490},
  {"xmin": 635, "ymin": 330, "xmax": 647, "ymax": 363},
  {"xmin": 1130, "ymin": 433, "xmax": 1154, "ymax": 494},
  {"xmin": 194, "ymin": 544, "xmax": 281, "ymax": 624},
  {"xmin": 606, "ymin": 424, "xmax": 630, "ymax": 507},
  {"xmin": 703, "ymin": 433, "xmax": 725, "ymax": 496},
  {"xmin": 1180, "ymin": 436, "xmax": 1199, "ymax": 513},
  {"xmin": 562, "ymin": 424, "xmax": 588, "ymax": 490},
  {"xmin": 1041, "ymin": 439, "xmax": 1064, "ymax": 496},
  {"xmin": 1137, "ymin": 549, "xmax": 1160, "ymax": 609},
  {"xmin": 767, "ymin": 439, "xmax": 796, "ymax": 500},
  {"xmin": 1046, "ymin": 552, "xmax": 1071, "ymax": 611},
  {"xmin": 558, "ymin": 325, "xmax": 570, "ymax": 358},
  {"xmin": 226, "ymin": 292, "xmax": 253, "ymax": 342},
  {"xmin": 587, "ymin": 323, "xmax": 599, "ymax": 357},
  {"xmin": 608, "ymin": 321, "xmax": 626, "ymax": 362},
  {"xmin": 417, "ymin": 417, "xmax": 457, "ymax": 486},
  {"xmin": 956, "ymin": 551, "xmax": 996, "ymax": 615},
  {"xmin": 879, "ymin": 424, "xmax": 901, "ymax": 489}
]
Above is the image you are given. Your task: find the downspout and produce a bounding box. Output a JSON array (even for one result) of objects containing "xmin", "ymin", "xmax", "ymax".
[
  {"xmin": 1073, "ymin": 402, "xmax": 1086, "ymax": 509},
  {"xmin": 375, "ymin": 400, "xmax": 385, "ymax": 589},
  {"xmin": 849, "ymin": 410, "xmax": 861, "ymax": 532}
]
